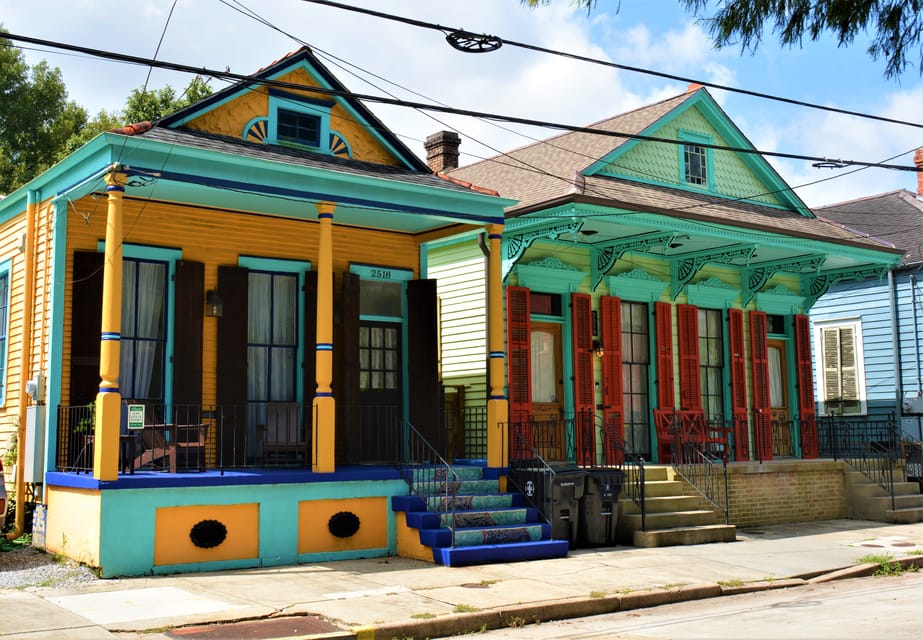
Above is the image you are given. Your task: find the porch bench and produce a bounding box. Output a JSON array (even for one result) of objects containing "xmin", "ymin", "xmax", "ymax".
[
  {"xmin": 653, "ymin": 409, "xmax": 730, "ymax": 463},
  {"xmin": 132, "ymin": 423, "xmax": 208, "ymax": 473},
  {"xmin": 256, "ymin": 404, "xmax": 308, "ymax": 466}
]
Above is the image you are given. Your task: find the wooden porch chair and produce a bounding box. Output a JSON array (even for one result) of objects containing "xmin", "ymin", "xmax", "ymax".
[{"xmin": 257, "ymin": 404, "xmax": 307, "ymax": 465}]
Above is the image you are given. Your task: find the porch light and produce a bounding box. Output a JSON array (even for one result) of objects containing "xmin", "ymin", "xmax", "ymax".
[
  {"xmin": 592, "ymin": 339, "xmax": 605, "ymax": 359},
  {"xmin": 205, "ymin": 290, "xmax": 223, "ymax": 318}
]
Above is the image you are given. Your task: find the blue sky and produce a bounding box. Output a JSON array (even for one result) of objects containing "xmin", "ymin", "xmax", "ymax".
[{"xmin": 2, "ymin": 0, "xmax": 920, "ymax": 206}]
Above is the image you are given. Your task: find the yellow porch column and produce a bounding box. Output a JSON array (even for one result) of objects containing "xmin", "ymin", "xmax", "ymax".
[
  {"xmin": 312, "ymin": 202, "xmax": 336, "ymax": 472},
  {"xmin": 485, "ymin": 224, "xmax": 509, "ymax": 468},
  {"xmin": 94, "ymin": 171, "xmax": 125, "ymax": 480}
]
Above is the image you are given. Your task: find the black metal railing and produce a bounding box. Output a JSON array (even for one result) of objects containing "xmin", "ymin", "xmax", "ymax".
[
  {"xmin": 819, "ymin": 414, "xmax": 900, "ymax": 511},
  {"xmin": 398, "ymin": 421, "xmax": 459, "ymax": 547},
  {"xmin": 462, "ymin": 406, "xmax": 487, "ymax": 459}
]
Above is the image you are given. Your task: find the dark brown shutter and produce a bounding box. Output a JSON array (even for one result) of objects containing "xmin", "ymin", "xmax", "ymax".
[
  {"xmin": 216, "ymin": 265, "xmax": 248, "ymax": 465},
  {"xmin": 571, "ymin": 293, "xmax": 595, "ymax": 466},
  {"xmin": 794, "ymin": 314, "xmax": 818, "ymax": 459},
  {"xmin": 173, "ymin": 260, "xmax": 204, "ymax": 407},
  {"xmin": 408, "ymin": 279, "xmax": 442, "ymax": 451},
  {"xmin": 728, "ymin": 308, "xmax": 750, "ymax": 460},
  {"xmin": 335, "ymin": 272, "xmax": 360, "ymax": 463},
  {"xmin": 677, "ymin": 304, "xmax": 701, "ymax": 411},
  {"xmin": 654, "ymin": 302, "xmax": 675, "ymax": 410},
  {"xmin": 749, "ymin": 310, "xmax": 773, "ymax": 461},
  {"xmin": 69, "ymin": 251, "xmax": 104, "ymax": 405},
  {"xmin": 600, "ymin": 296, "xmax": 624, "ymax": 464}
]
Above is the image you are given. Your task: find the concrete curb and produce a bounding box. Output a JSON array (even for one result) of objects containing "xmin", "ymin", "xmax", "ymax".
[{"xmin": 347, "ymin": 556, "xmax": 923, "ymax": 640}]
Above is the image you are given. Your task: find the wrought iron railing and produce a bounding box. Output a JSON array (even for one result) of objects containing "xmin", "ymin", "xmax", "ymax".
[
  {"xmin": 819, "ymin": 414, "xmax": 900, "ymax": 511},
  {"xmin": 398, "ymin": 421, "xmax": 459, "ymax": 548}
]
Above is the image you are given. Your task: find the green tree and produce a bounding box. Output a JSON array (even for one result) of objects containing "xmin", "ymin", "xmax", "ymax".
[
  {"xmin": 523, "ymin": 0, "xmax": 922, "ymax": 78},
  {"xmin": 0, "ymin": 29, "xmax": 87, "ymax": 194},
  {"xmin": 123, "ymin": 76, "xmax": 213, "ymax": 123}
]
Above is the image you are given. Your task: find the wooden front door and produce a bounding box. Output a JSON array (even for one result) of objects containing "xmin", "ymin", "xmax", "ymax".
[
  {"xmin": 531, "ymin": 322, "xmax": 565, "ymax": 461},
  {"xmin": 768, "ymin": 339, "xmax": 793, "ymax": 457},
  {"xmin": 358, "ymin": 320, "xmax": 402, "ymax": 461}
]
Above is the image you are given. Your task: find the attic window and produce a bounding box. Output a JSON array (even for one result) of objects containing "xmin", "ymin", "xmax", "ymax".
[
  {"xmin": 678, "ymin": 130, "xmax": 713, "ymax": 191},
  {"xmin": 684, "ymin": 143, "xmax": 707, "ymax": 185},
  {"xmin": 278, "ymin": 109, "xmax": 321, "ymax": 147}
]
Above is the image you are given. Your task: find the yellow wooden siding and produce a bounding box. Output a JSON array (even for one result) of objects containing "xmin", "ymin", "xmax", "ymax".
[{"xmin": 184, "ymin": 67, "xmax": 401, "ymax": 166}]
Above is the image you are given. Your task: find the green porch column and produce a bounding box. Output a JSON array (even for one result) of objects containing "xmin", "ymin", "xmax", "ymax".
[
  {"xmin": 94, "ymin": 171, "xmax": 125, "ymax": 481},
  {"xmin": 485, "ymin": 224, "xmax": 509, "ymax": 469}
]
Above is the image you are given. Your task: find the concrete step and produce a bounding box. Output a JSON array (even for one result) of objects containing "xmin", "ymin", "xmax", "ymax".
[
  {"xmin": 884, "ymin": 507, "xmax": 923, "ymax": 524},
  {"xmin": 633, "ymin": 523, "xmax": 736, "ymax": 548},
  {"xmin": 620, "ymin": 495, "xmax": 702, "ymax": 515},
  {"xmin": 634, "ymin": 480, "xmax": 688, "ymax": 498},
  {"xmin": 623, "ymin": 509, "xmax": 722, "ymax": 530}
]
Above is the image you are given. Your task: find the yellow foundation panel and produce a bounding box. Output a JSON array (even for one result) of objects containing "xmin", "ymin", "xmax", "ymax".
[
  {"xmin": 395, "ymin": 511, "xmax": 434, "ymax": 563},
  {"xmin": 154, "ymin": 503, "xmax": 259, "ymax": 566},
  {"xmin": 45, "ymin": 487, "xmax": 102, "ymax": 567},
  {"xmin": 298, "ymin": 497, "xmax": 387, "ymax": 554}
]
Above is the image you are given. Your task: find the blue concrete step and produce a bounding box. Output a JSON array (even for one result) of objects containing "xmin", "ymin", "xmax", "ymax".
[
  {"xmin": 421, "ymin": 522, "xmax": 551, "ymax": 548},
  {"xmin": 433, "ymin": 539, "xmax": 570, "ymax": 567}
]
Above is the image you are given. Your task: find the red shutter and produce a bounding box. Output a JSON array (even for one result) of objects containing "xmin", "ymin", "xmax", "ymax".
[
  {"xmin": 749, "ymin": 310, "xmax": 773, "ymax": 461},
  {"xmin": 728, "ymin": 308, "xmax": 750, "ymax": 461},
  {"xmin": 654, "ymin": 302, "xmax": 675, "ymax": 410},
  {"xmin": 677, "ymin": 304, "xmax": 702, "ymax": 411},
  {"xmin": 507, "ymin": 287, "xmax": 532, "ymax": 458},
  {"xmin": 794, "ymin": 314, "xmax": 819, "ymax": 459},
  {"xmin": 600, "ymin": 296, "xmax": 624, "ymax": 464},
  {"xmin": 572, "ymin": 293, "xmax": 595, "ymax": 466}
]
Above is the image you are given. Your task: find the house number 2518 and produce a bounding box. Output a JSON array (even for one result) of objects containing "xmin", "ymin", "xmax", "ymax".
[{"xmin": 371, "ymin": 269, "xmax": 391, "ymax": 279}]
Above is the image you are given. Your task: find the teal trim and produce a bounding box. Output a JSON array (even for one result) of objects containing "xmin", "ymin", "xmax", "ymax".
[
  {"xmin": 361, "ymin": 313, "xmax": 404, "ymax": 323},
  {"xmin": 239, "ymin": 256, "xmax": 312, "ymax": 407},
  {"xmin": 756, "ymin": 290, "xmax": 806, "ymax": 314},
  {"xmin": 0, "ymin": 258, "xmax": 11, "ymax": 406},
  {"xmin": 268, "ymin": 92, "xmax": 332, "ymax": 153},
  {"xmin": 685, "ymin": 279, "xmax": 740, "ymax": 309},
  {"xmin": 607, "ymin": 271, "xmax": 668, "ymax": 303},
  {"xmin": 516, "ymin": 262, "xmax": 586, "ymax": 293},
  {"xmin": 46, "ymin": 200, "xmax": 69, "ymax": 473}
]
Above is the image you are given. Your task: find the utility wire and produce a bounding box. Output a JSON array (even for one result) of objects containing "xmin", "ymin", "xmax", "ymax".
[
  {"xmin": 300, "ymin": 0, "xmax": 922, "ymax": 130},
  {"xmin": 0, "ymin": 32, "xmax": 918, "ymax": 173}
]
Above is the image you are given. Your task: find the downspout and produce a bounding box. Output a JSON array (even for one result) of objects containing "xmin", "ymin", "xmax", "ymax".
[
  {"xmin": 889, "ymin": 270, "xmax": 903, "ymax": 417},
  {"xmin": 6, "ymin": 191, "xmax": 37, "ymax": 541}
]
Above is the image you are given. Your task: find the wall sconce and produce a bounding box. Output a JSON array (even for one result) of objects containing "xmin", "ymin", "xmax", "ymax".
[
  {"xmin": 592, "ymin": 339, "xmax": 605, "ymax": 359},
  {"xmin": 205, "ymin": 290, "xmax": 223, "ymax": 318}
]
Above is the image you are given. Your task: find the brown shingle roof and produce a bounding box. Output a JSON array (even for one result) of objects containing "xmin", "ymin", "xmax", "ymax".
[{"xmin": 815, "ymin": 189, "xmax": 923, "ymax": 265}]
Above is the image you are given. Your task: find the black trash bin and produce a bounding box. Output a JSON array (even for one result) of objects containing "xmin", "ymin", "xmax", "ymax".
[
  {"xmin": 546, "ymin": 465, "xmax": 586, "ymax": 549},
  {"xmin": 579, "ymin": 469, "xmax": 625, "ymax": 547}
]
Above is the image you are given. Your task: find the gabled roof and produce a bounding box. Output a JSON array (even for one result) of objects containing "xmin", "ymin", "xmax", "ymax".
[
  {"xmin": 158, "ymin": 47, "xmax": 430, "ymax": 173},
  {"xmin": 446, "ymin": 87, "xmax": 895, "ymax": 251},
  {"xmin": 815, "ymin": 189, "xmax": 923, "ymax": 265}
]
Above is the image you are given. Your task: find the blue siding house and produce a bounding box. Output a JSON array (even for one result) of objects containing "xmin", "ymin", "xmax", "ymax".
[{"xmin": 810, "ymin": 165, "xmax": 923, "ymax": 444}]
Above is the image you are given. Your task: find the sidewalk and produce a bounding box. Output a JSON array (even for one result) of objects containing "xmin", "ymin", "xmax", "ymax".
[{"xmin": 2, "ymin": 519, "xmax": 922, "ymax": 640}]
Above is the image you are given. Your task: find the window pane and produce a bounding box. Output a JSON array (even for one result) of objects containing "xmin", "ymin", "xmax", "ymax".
[
  {"xmin": 248, "ymin": 346, "xmax": 269, "ymax": 400},
  {"xmin": 249, "ymin": 273, "xmax": 271, "ymax": 342},
  {"xmin": 769, "ymin": 346, "xmax": 784, "ymax": 408},
  {"xmin": 531, "ymin": 330, "xmax": 556, "ymax": 403},
  {"xmin": 360, "ymin": 280, "xmax": 402, "ymax": 317},
  {"xmin": 273, "ymin": 275, "xmax": 297, "ymax": 344}
]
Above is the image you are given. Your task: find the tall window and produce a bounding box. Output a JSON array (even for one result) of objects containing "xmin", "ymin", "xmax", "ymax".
[
  {"xmin": 248, "ymin": 272, "xmax": 298, "ymax": 403},
  {"xmin": 120, "ymin": 259, "xmax": 167, "ymax": 401},
  {"xmin": 0, "ymin": 271, "xmax": 8, "ymax": 399},
  {"xmin": 621, "ymin": 301, "xmax": 651, "ymax": 455},
  {"xmin": 683, "ymin": 143, "xmax": 707, "ymax": 185},
  {"xmin": 698, "ymin": 308, "xmax": 725, "ymax": 422},
  {"xmin": 816, "ymin": 320, "xmax": 865, "ymax": 415}
]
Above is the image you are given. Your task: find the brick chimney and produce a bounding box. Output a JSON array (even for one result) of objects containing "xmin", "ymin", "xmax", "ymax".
[
  {"xmin": 915, "ymin": 148, "xmax": 923, "ymax": 196},
  {"xmin": 425, "ymin": 131, "xmax": 461, "ymax": 173}
]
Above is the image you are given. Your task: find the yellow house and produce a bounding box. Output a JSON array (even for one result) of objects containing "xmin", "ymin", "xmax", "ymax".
[{"xmin": 0, "ymin": 48, "xmax": 532, "ymax": 575}]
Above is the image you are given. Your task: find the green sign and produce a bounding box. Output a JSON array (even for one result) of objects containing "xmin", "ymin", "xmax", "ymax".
[{"xmin": 127, "ymin": 404, "xmax": 145, "ymax": 430}]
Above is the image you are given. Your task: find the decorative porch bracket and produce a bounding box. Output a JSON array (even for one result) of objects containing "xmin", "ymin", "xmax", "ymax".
[
  {"xmin": 743, "ymin": 254, "xmax": 827, "ymax": 305},
  {"xmin": 670, "ymin": 245, "xmax": 757, "ymax": 299},
  {"xmin": 802, "ymin": 264, "xmax": 890, "ymax": 308},
  {"xmin": 590, "ymin": 231, "xmax": 675, "ymax": 291},
  {"xmin": 502, "ymin": 219, "xmax": 582, "ymax": 281}
]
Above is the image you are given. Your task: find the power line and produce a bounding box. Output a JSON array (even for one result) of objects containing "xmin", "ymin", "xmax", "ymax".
[
  {"xmin": 300, "ymin": 0, "xmax": 923, "ymax": 131},
  {"xmin": 0, "ymin": 32, "xmax": 918, "ymax": 174}
]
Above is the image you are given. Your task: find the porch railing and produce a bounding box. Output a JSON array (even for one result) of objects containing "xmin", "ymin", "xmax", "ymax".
[
  {"xmin": 397, "ymin": 420, "xmax": 459, "ymax": 548},
  {"xmin": 819, "ymin": 414, "xmax": 900, "ymax": 511}
]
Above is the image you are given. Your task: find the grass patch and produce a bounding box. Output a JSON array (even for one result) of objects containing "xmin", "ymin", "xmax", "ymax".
[
  {"xmin": 718, "ymin": 578, "xmax": 744, "ymax": 587},
  {"xmin": 506, "ymin": 616, "xmax": 526, "ymax": 628},
  {"xmin": 589, "ymin": 590, "xmax": 607, "ymax": 598},
  {"xmin": 658, "ymin": 582, "xmax": 688, "ymax": 590},
  {"xmin": 453, "ymin": 603, "xmax": 479, "ymax": 613},
  {"xmin": 411, "ymin": 612, "xmax": 437, "ymax": 619},
  {"xmin": 858, "ymin": 553, "xmax": 907, "ymax": 576}
]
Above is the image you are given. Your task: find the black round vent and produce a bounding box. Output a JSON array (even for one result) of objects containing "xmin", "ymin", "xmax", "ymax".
[
  {"xmin": 328, "ymin": 511, "xmax": 361, "ymax": 538},
  {"xmin": 189, "ymin": 519, "xmax": 228, "ymax": 549}
]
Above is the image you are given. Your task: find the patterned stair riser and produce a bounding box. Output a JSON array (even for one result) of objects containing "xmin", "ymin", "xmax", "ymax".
[
  {"xmin": 454, "ymin": 525, "xmax": 547, "ymax": 547},
  {"xmin": 426, "ymin": 494, "xmax": 515, "ymax": 512},
  {"xmin": 442, "ymin": 508, "xmax": 530, "ymax": 528},
  {"xmin": 413, "ymin": 479, "xmax": 499, "ymax": 496},
  {"xmin": 412, "ymin": 466, "xmax": 484, "ymax": 482}
]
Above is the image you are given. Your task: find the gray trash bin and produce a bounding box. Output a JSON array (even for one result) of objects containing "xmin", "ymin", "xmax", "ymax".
[
  {"xmin": 579, "ymin": 469, "xmax": 625, "ymax": 547},
  {"xmin": 547, "ymin": 466, "xmax": 586, "ymax": 549}
]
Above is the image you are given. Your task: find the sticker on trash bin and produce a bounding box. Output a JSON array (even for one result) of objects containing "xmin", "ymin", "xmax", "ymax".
[{"xmin": 525, "ymin": 480, "xmax": 535, "ymax": 497}]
